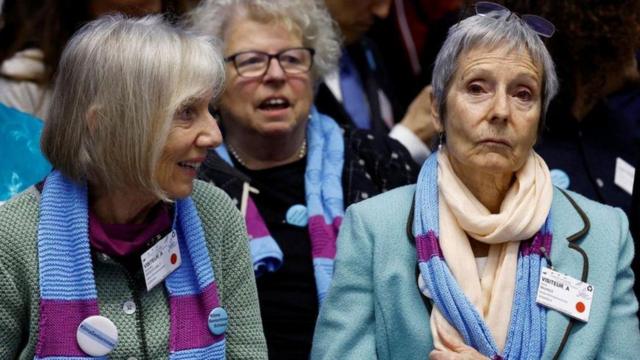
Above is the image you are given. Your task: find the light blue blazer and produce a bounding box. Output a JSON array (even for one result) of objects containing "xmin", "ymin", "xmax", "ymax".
[{"xmin": 311, "ymin": 185, "xmax": 640, "ymax": 359}]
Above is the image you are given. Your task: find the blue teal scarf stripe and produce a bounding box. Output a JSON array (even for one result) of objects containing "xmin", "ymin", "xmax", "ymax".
[
  {"xmin": 305, "ymin": 107, "xmax": 344, "ymax": 222},
  {"xmin": 165, "ymin": 198, "xmax": 215, "ymax": 296},
  {"xmin": 170, "ymin": 340, "xmax": 226, "ymax": 359},
  {"xmin": 38, "ymin": 171, "xmax": 96, "ymax": 300},
  {"xmin": 414, "ymin": 152, "xmax": 548, "ymax": 359}
]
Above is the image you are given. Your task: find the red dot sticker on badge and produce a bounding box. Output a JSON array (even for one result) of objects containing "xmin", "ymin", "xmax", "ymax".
[
  {"xmin": 576, "ymin": 301, "xmax": 586, "ymax": 313},
  {"xmin": 170, "ymin": 253, "xmax": 177, "ymax": 265}
]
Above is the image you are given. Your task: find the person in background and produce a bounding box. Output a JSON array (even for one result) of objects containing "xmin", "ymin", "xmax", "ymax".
[
  {"xmin": 319, "ymin": 0, "xmax": 438, "ymax": 164},
  {"xmin": 312, "ymin": 3, "xmax": 640, "ymax": 359},
  {"xmin": 0, "ymin": 0, "xmax": 198, "ymax": 120},
  {"xmin": 0, "ymin": 15, "xmax": 267, "ymax": 358},
  {"xmin": 189, "ymin": 0, "xmax": 419, "ymax": 357},
  {"xmin": 367, "ymin": 0, "xmax": 462, "ymax": 114}
]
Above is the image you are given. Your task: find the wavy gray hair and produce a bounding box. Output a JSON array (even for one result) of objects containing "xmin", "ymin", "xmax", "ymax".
[
  {"xmin": 432, "ymin": 12, "xmax": 559, "ymax": 131},
  {"xmin": 187, "ymin": 0, "xmax": 341, "ymax": 80},
  {"xmin": 42, "ymin": 15, "xmax": 225, "ymax": 199}
]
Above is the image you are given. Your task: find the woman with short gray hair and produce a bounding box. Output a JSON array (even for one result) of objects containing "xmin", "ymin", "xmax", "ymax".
[
  {"xmin": 312, "ymin": 3, "xmax": 640, "ymax": 359},
  {"xmin": 190, "ymin": 0, "xmax": 419, "ymax": 357},
  {"xmin": 0, "ymin": 15, "xmax": 267, "ymax": 359}
]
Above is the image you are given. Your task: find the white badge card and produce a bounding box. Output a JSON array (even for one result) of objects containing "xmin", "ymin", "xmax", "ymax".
[
  {"xmin": 141, "ymin": 230, "xmax": 181, "ymax": 291},
  {"xmin": 536, "ymin": 267, "xmax": 594, "ymax": 322},
  {"xmin": 614, "ymin": 157, "xmax": 635, "ymax": 195}
]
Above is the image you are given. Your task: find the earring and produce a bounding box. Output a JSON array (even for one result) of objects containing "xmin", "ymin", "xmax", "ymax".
[{"xmin": 438, "ymin": 132, "xmax": 445, "ymax": 151}]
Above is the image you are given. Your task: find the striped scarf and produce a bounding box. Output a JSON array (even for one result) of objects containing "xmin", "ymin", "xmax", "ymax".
[
  {"xmin": 413, "ymin": 151, "xmax": 552, "ymax": 359},
  {"xmin": 35, "ymin": 170, "xmax": 225, "ymax": 359},
  {"xmin": 216, "ymin": 107, "xmax": 344, "ymax": 304}
]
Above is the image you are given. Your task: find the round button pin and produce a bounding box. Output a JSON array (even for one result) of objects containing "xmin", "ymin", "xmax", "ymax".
[
  {"xmin": 285, "ymin": 204, "xmax": 308, "ymax": 227},
  {"xmin": 550, "ymin": 169, "xmax": 570, "ymax": 189},
  {"xmin": 208, "ymin": 307, "xmax": 228, "ymax": 336},
  {"xmin": 76, "ymin": 315, "xmax": 118, "ymax": 356}
]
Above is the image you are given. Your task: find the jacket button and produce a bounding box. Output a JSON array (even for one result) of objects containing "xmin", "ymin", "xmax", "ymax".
[{"xmin": 122, "ymin": 300, "xmax": 136, "ymax": 315}]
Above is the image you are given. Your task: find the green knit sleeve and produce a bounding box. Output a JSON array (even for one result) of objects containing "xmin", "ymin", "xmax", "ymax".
[
  {"xmin": 0, "ymin": 189, "xmax": 41, "ymax": 359},
  {"xmin": 192, "ymin": 181, "xmax": 268, "ymax": 360},
  {"xmin": 0, "ymin": 249, "xmax": 26, "ymax": 358}
]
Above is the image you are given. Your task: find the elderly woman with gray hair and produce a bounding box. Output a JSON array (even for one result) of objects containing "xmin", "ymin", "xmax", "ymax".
[
  {"xmin": 189, "ymin": 0, "xmax": 419, "ymax": 357},
  {"xmin": 312, "ymin": 3, "xmax": 640, "ymax": 359},
  {"xmin": 0, "ymin": 16, "xmax": 267, "ymax": 359}
]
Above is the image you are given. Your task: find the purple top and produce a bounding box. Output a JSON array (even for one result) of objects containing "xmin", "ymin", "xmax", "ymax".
[{"xmin": 89, "ymin": 202, "xmax": 172, "ymax": 257}]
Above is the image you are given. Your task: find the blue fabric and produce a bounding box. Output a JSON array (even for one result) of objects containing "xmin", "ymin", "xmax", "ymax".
[
  {"xmin": 339, "ymin": 53, "xmax": 371, "ymax": 130},
  {"xmin": 305, "ymin": 107, "xmax": 345, "ymax": 224},
  {"xmin": 0, "ymin": 103, "xmax": 51, "ymax": 202},
  {"xmin": 249, "ymin": 236, "xmax": 284, "ymax": 276},
  {"xmin": 412, "ymin": 152, "xmax": 548, "ymax": 359},
  {"xmin": 37, "ymin": 170, "xmax": 224, "ymax": 359}
]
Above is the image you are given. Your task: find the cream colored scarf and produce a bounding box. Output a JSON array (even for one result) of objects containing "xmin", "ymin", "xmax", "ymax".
[{"xmin": 431, "ymin": 148, "xmax": 552, "ymax": 353}]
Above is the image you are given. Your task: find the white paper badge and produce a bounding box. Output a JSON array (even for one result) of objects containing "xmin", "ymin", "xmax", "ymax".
[
  {"xmin": 614, "ymin": 157, "xmax": 635, "ymax": 195},
  {"xmin": 536, "ymin": 267, "xmax": 594, "ymax": 322},
  {"xmin": 76, "ymin": 315, "xmax": 118, "ymax": 356},
  {"xmin": 141, "ymin": 230, "xmax": 181, "ymax": 291}
]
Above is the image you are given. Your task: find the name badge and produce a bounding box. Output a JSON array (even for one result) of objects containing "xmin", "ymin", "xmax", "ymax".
[
  {"xmin": 536, "ymin": 267, "xmax": 594, "ymax": 322},
  {"xmin": 141, "ymin": 230, "xmax": 181, "ymax": 291},
  {"xmin": 614, "ymin": 157, "xmax": 635, "ymax": 195}
]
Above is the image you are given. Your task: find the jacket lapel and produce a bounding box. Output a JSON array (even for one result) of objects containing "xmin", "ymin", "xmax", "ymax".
[{"xmin": 541, "ymin": 188, "xmax": 590, "ymax": 359}]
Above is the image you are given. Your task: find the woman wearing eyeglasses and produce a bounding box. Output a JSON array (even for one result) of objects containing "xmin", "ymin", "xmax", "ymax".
[
  {"xmin": 188, "ymin": 0, "xmax": 419, "ymax": 358},
  {"xmin": 312, "ymin": 3, "xmax": 640, "ymax": 359}
]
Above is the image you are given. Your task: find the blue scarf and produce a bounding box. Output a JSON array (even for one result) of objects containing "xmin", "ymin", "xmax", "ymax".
[
  {"xmin": 35, "ymin": 170, "xmax": 225, "ymax": 359},
  {"xmin": 216, "ymin": 107, "xmax": 344, "ymax": 304},
  {"xmin": 413, "ymin": 153, "xmax": 550, "ymax": 359}
]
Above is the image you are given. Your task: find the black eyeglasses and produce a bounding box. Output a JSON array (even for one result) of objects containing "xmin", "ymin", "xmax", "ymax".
[
  {"xmin": 475, "ymin": 1, "xmax": 555, "ymax": 38},
  {"xmin": 224, "ymin": 47, "xmax": 315, "ymax": 78}
]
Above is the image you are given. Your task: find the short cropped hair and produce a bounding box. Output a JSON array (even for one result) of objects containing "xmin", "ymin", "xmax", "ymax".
[
  {"xmin": 188, "ymin": 0, "xmax": 341, "ymax": 80},
  {"xmin": 432, "ymin": 12, "xmax": 559, "ymax": 132},
  {"xmin": 41, "ymin": 15, "xmax": 225, "ymax": 199}
]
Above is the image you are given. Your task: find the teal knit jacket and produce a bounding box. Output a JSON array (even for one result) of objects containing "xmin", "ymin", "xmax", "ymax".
[{"xmin": 0, "ymin": 180, "xmax": 268, "ymax": 359}]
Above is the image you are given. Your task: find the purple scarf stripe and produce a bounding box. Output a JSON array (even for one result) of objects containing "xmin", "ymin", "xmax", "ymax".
[
  {"xmin": 36, "ymin": 299, "xmax": 99, "ymax": 357},
  {"xmin": 416, "ymin": 231, "xmax": 443, "ymax": 262},
  {"xmin": 170, "ymin": 282, "xmax": 223, "ymax": 351},
  {"xmin": 309, "ymin": 215, "xmax": 341, "ymax": 258},
  {"xmin": 520, "ymin": 232, "xmax": 552, "ymax": 257},
  {"xmin": 245, "ymin": 198, "xmax": 270, "ymax": 239}
]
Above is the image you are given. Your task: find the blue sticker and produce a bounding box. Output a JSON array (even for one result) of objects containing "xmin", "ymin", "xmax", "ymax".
[
  {"xmin": 208, "ymin": 307, "xmax": 228, "ymax": 336},
  {"xmin": 286, "ymin": 204, "xmax": 308, "ymax": 227},
  {"xmin": 550, "ymin": 169, "xmax": 570, "ymax": 189}
]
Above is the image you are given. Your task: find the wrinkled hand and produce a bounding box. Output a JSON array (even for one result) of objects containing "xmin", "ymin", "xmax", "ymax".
[{"xmin": 399, "ymin": 85, "xmax": 437, "ymax": 145}]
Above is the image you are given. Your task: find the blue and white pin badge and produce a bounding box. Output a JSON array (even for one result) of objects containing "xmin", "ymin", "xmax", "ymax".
[
  {"xmin": 76, "ymin": 315, "xmax": 118, "ymax": 356},
  {"xmin": 208, "ymin": 307, "xmax": 228, "ymax": 336},
  {"xmin": 550, "ymin": 169, "xmax": 570, "ymax": 189},
  {"xmin": 286, "ymin": 204, "xmax": 308, "ymax": 227}
]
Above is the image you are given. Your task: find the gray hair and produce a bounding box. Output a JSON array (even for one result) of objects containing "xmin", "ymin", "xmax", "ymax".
[
  {"xmin": 432, "ymin": 12, "xmax": 559, "ymax": 130},
  {"xmin": 187, "ymin": 0, "xmax": 341, "ymax": 79},
  {"xmin": 41, "ymin": 15, "xmax": 225, "ymax": 199}
]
